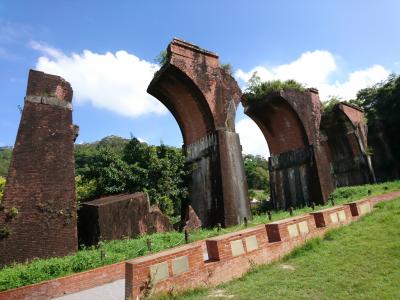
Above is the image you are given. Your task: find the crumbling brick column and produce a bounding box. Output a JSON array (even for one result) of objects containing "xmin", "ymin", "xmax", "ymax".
[{"xmin": 0, "ymin": 70, "xmax": 77, "ymax": 266}]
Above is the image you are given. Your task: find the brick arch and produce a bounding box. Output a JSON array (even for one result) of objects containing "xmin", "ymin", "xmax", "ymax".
[
  {"xmin": 243, "ymin": 89, "xmax": 335, "ymax": 210},
  {"xmin": 148, "ymin": 64, "xmax": 215, "ymax": 145},
  {"xmin": 244, "ymin": 95, "xmax": 309, "ymax": 156},
  {"xmin": 148, "ymin": 38, "xmax": 250, "ymax": 227}
]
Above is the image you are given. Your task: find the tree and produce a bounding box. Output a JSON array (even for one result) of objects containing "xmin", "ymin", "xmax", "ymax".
[
  {"xmin": 75, "ymin": 136, "xmax": 189, "ymax": 218},
  {"xmin": 355, "ymin": 74, "xmax": 400, "ymax": 159},
  {"xmin": 243, "ymin": 154, "xmax": 270, "ymax": 193}
]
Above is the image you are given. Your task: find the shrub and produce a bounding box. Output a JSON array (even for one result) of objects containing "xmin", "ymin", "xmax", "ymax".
[
  {"xmin": 220, "ymin": 63, "xmax": 233, "ymax": 75},
  {"xmin": 243, "ymin": 72, "xmax": 305, "ymax": 102},
  {"xmin": 0, "ymin": 176, "xmax": 5, "ymax": 202},
  {"xmin": 154, "ymin": 50, "xmax": 168, "ymax": 66}
]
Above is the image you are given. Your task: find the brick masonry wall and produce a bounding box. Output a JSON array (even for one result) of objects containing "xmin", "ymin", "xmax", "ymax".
[
  {"xmin": 78, "ymin": 193, "xmax": 173, "ymax": 246},
  {"xmin": 1, "ymin": 191, "xmax": 399, "ymax": 300},
  {"xmin": 0, "ymin": 70, "xmax": 77, "ymax": 267},
  {"xmin": 0, "ymin": 262, "xmax": 125, "ymax": 300}
]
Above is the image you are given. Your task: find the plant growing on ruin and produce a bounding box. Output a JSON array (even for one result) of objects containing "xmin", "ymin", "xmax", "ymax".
[
  {"xmin": 5, "ymin": 207, "xmax": 18, "ymax": 221},
  {"xmin": 7, "ymin": 207, "xmax": 18, "ymax": 218},
  {"xmin": 0, "ymin": 176, "xmax": 5, "ymax": 202},
  {"xmin": 365, "ymin": 146, "xmax": 374, "ymax": 156},
  {"xmin": 154, "ymin": 50, "xmax": 168, "ymax": 66},
  {"xmin": 0, "ymin": 227, "xmax": 10, "ymax": 239},
  {"xmin": 243, "ymin": 72, "xmax": 305, "ymax": 102},
  {"xmin": 220, "ymin": 63, "xmax": 233, "ymax": 75}
]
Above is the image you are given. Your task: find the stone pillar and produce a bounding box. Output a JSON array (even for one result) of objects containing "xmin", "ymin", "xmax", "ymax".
[
  {"xmin": 184, "ymin": 130, "xmax": 249, "ymax": 227},
  {"xmin": 0, "ymin": 70, "xmax": 77, "ymax": 266},
  {"xmin": 217, "ymin": 130, "xmax": 249, "ymax": 225}
]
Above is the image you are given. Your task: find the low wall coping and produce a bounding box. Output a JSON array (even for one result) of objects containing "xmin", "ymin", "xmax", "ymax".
[
  {"xmin": 205, "ymin": 225, "xmax": 266, "ymax": 241},
  {"xmin": 268, "ymin": 214, "xmax": 312, "ymax": 225}
]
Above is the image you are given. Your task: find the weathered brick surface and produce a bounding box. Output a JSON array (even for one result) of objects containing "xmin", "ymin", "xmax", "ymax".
[
  {"xmin": 1, "ymin": 191, "xmax": 398, "ymax": 300},
  {"xmin": 148, "ymin": 39, "xmax": 250, "ymax": 227},
  {"xmin": 0, "ymin": 70, "xmax": 77, "ymax": 267},
  {"xmin": 243, "ymin": 89, "xmax": 335, "ymax": 209},
  {"xmin": 183, "ymin": 205, "xmax": 202, "ymax": 231},
  {"xmin": 321, "ymin": 102, "xmax": 375, "ymax": 187},
  {"xmin": 78, "ymin": 193, "xmax": 172, "ymax": 246}
]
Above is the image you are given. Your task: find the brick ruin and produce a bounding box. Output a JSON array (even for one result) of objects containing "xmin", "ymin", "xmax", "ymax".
[
  {"xmin": 242, "ymin": 89, "xmax": 335, "ymax": 209},
  {"xmin": 148, "ymin": 38, "xmax": 251, "ymax": 227},
  {"xmin": 242, "ymin": 89, "xmax": 375, "ymax": 210},
  {"xmin": 0, "ymin": 39, "xmax": 378, "ymax": 266},
  {"xmin": 78, "ymin": 193, "xmax": 172, "ymax": 246},
  {"xmin": 0, "ymin": 70, "xmax": 77, "ymax": 266},
  {"xmin": 321, "ymin": 102, "xmax": 375, "ymax": 187}
]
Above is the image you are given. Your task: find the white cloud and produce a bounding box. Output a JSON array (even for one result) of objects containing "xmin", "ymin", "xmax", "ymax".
[
  {"xmin": 236, "ymin": 117, "xmax": 269, "ymax": 158},
  {"xmin": 235, "ymin": 50, "xmax": 390, "ymax": 101},
  {"xmin": 30, "ymin": 41, "xmax": 64, "ymax": 59},
  {"xmin": 319, "ymin": 65, "xmax": 389, "ymax": 100},
  {"xmin": 31, "ymin": 41, "xmax": 166, "ymax": 117}
]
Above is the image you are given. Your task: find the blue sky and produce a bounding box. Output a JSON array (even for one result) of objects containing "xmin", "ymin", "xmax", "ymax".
[{"xmin": 1, "ymin": 1, "xmax": 399, "ymax": 156}]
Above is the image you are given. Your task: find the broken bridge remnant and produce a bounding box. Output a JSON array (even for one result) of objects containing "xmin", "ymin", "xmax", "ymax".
[
  {"xmin": 148, "ymin": 39, "xmax": 251, "ymax": 227},
  {"xmin": 321, "ymin": 102, "xmax": 376, "ymax": 187},
  {"xmin": 0, "ymin": 70, "xmax": 77, "ymax": 266},
  {"xmin": 242, "ymin": 89, "xmax": 335, "ymax": 210},
  {"xmin": 243, "ymin": 89, "xmax": 376, "ymax": 210}
]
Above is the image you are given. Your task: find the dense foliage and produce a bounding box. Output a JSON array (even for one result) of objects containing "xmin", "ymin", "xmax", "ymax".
[
  {"xmin": 75, "ymin": 136, "xmax": 189, "ymax": 217},
  {"xmin": 243, "ymin": 154, "xmax": 269, "ymax": 196},
  {"xmin": 0, "ymin": 147, "xmax": 12, "ymax": 177},
  {"xmin": 243, "ymin": 154, "xmax": 271, "ymax": 214},
  {"xmin": 0, "ymin": 180, "xmax": 398, "ymax": 291},
  {"xmin": 349, "ymin": 74, "xmax": 400, "ymax": 160},
  {"xmin": 243, "ymin": 72, "xmax": 305, "ymax": 102}
]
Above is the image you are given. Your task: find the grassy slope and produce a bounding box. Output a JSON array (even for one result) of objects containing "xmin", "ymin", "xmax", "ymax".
[
  {"xmin": 161, "ymin": 198, "xmax": 400, "ymax": 300},
  {"xmin": 0, "ymin": 180, "xmax": 399, "ymax": 291}
]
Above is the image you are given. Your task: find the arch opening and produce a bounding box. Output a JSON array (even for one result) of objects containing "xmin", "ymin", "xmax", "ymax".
[{"xmin": 148, "ymin": 64, "xmax": 215, "ymax": 146}]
